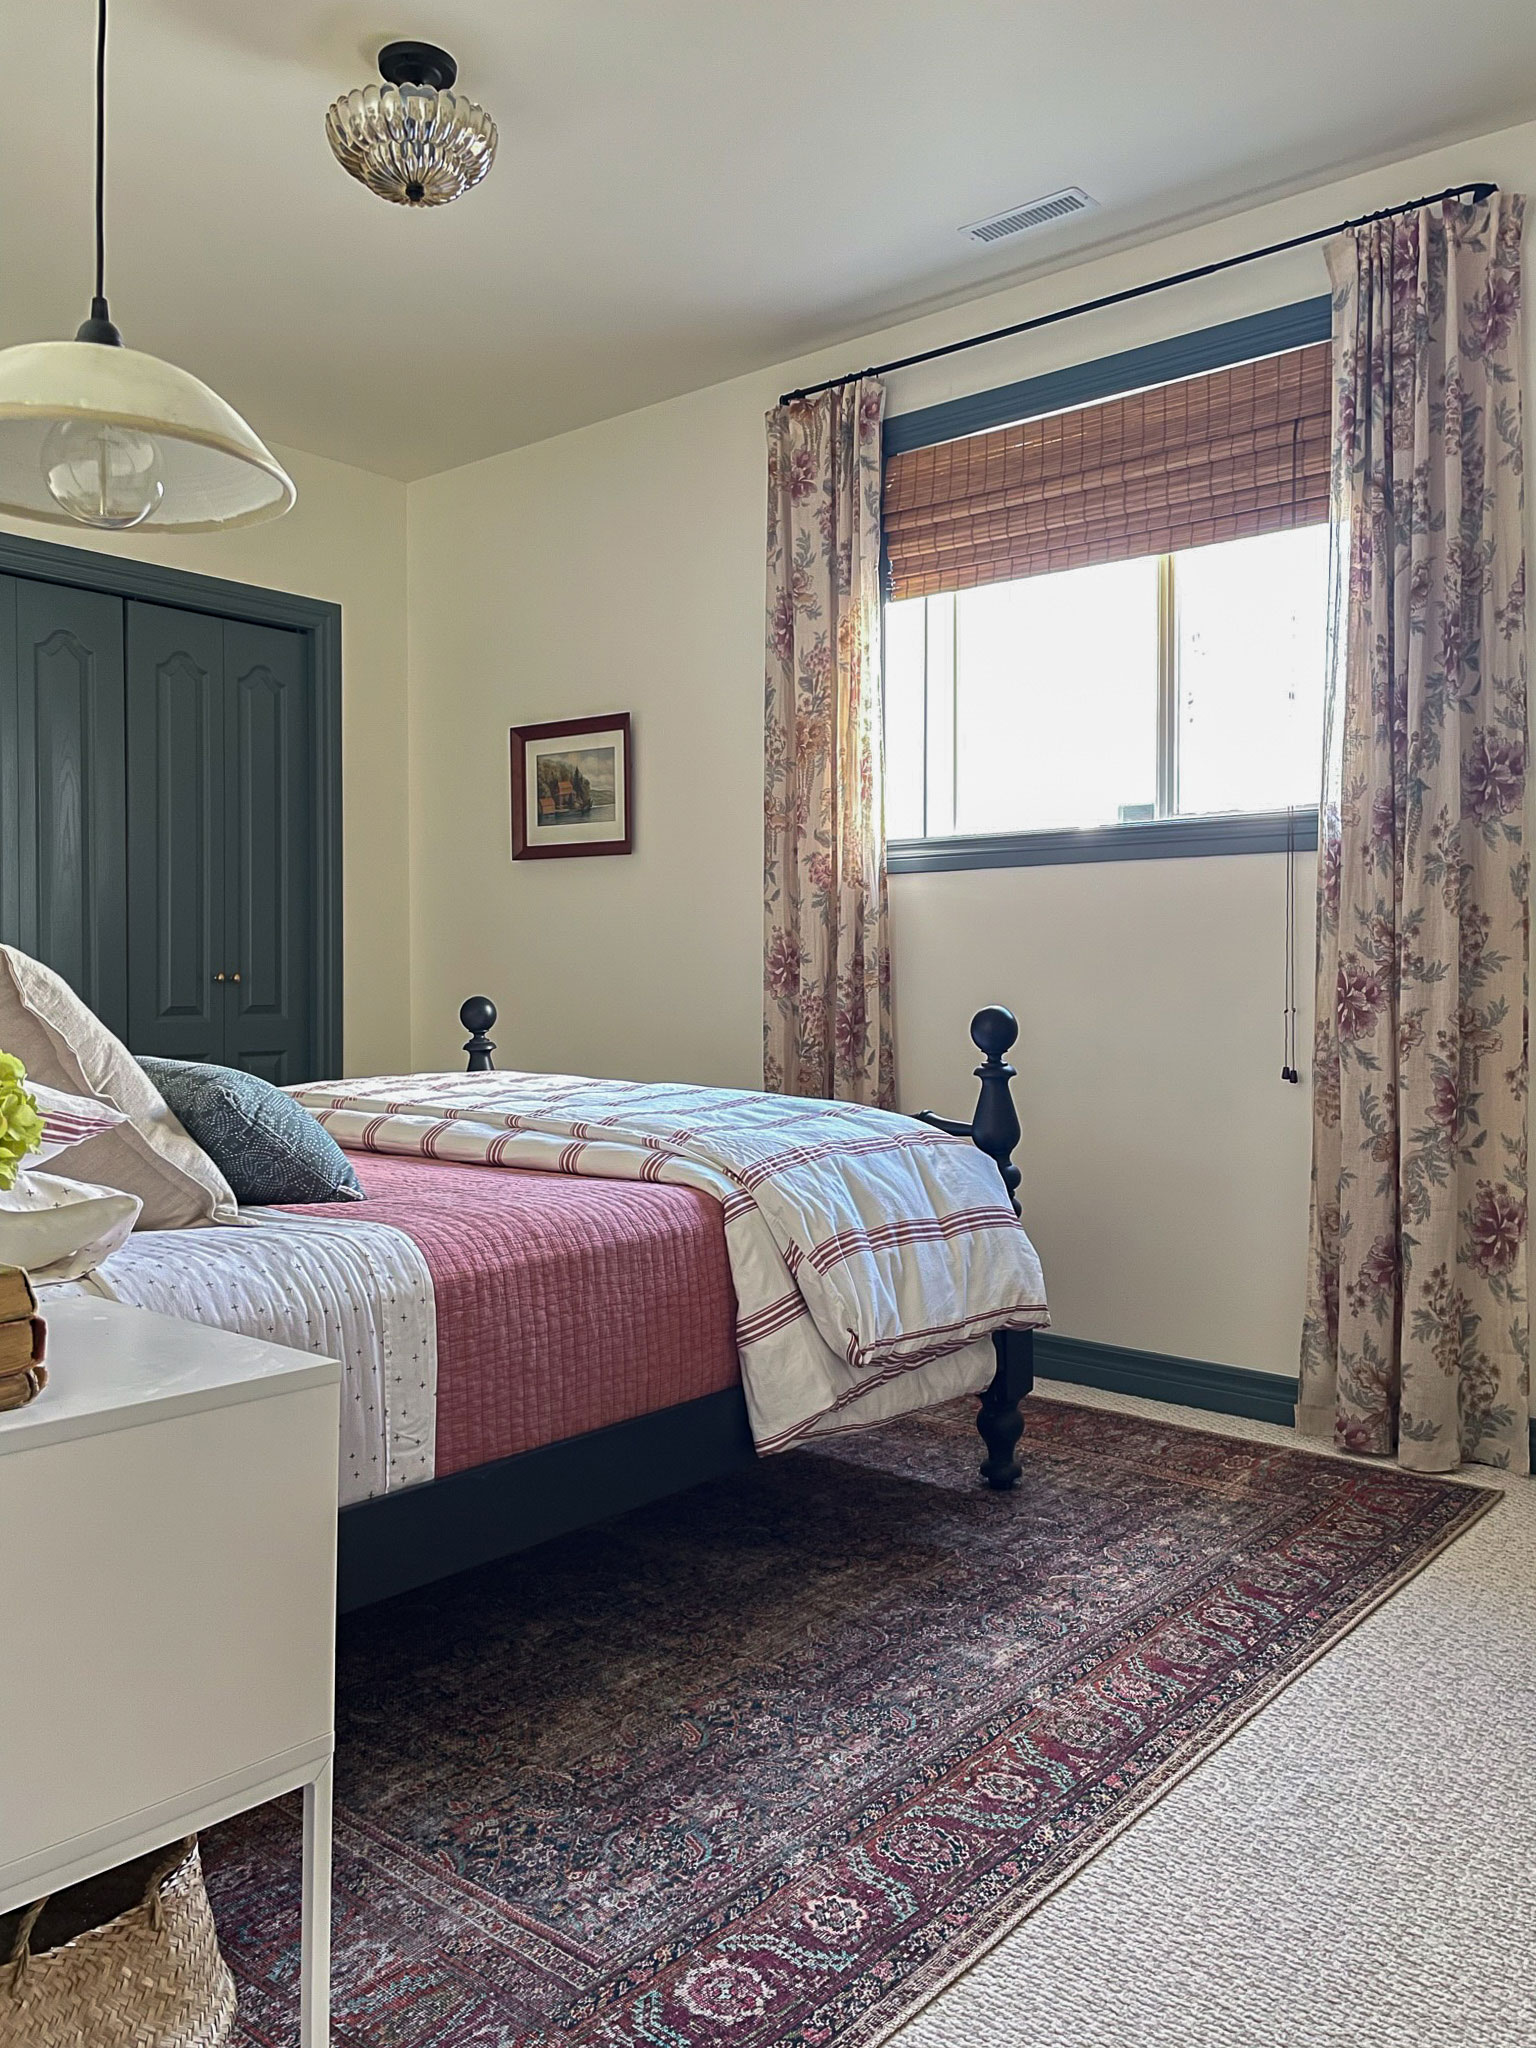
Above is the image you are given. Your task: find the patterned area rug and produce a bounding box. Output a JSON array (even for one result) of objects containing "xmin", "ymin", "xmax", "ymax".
[{"xmin": 204, "ymin": 1398, "xmax": 1492, "ymax": 2047}]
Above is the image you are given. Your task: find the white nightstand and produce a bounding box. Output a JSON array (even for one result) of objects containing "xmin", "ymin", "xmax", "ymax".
[{"xmin": 0, "ymin": 1295, "xmax": 341, "ymax": 2047}]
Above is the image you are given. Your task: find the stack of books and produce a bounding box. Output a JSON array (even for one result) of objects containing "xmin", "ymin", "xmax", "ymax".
[{"xmin": 0, "ymin": 1265, "xmax": 46, "ymax": 1411}]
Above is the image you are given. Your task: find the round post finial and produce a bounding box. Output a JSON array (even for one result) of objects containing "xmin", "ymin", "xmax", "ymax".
[
  {"xmin": 970, "ymin": 1005, "xmax": 1018, "ymax": 1059},
  {"xmin": 460, "ymin": 995, "xmax": 497, "ymax": 1072}
]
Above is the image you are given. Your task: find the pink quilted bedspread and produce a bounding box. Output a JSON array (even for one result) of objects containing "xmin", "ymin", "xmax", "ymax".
[{"xmin": 288, "ymin": 1154, "xmax": 739, "ymax": 1475}]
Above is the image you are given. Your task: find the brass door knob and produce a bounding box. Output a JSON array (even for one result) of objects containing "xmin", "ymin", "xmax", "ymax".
[
  {"xmin": 231, "ymin": 972, "xmax": 242, "ymax": 984},
  {"xmin": 213, "ymin": 971, "xmax": 226, "ymax": 983}
]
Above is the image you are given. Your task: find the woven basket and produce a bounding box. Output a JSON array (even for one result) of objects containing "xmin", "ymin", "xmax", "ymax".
[{"xmin": 0, "ymin": 1838, "xmax": 235, "ymax": 2048}]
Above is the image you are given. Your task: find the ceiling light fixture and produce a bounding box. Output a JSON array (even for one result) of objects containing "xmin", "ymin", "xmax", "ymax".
[
  {"xmin": 327, "ymin": 42, "xmax": 497, "ymax": 209},
  {"xmin": 0, "ymin": 0, "xmax": 294, "ymax": 532}
]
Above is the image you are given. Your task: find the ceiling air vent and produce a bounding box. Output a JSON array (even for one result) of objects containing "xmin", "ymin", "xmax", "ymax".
[{"xmin": 962, "ymin": 188, "xmax": 1097, "ymax": 244}]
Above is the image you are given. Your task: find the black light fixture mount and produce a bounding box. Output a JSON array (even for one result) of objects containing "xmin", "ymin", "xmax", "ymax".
[{"xmin": 378, "ymin": 41, "xmax": 459, "ymax": 93}]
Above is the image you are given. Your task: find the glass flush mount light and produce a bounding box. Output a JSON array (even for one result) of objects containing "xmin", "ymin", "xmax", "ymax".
[
  {"xmin": 327, "ymin": 42, "xmax": 497, "ymax": 208},
  {"xmin": 0, "ymin": 0, "xmax": 293, "ymax": 533}
]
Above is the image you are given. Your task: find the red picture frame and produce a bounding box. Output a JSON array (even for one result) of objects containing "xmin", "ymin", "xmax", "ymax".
[{"xmin": 510, "ymin": 712, "xmax": 633, "ymax": 860}]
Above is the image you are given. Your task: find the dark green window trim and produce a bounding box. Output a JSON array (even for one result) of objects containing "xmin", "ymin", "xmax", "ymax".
[
  {"xmin": 883, "ymin": 296, "xmax": 1333, "ymax": 457},
  {"xmin": 888, "ymin": 808, "xmax": 1320, "ymax": 873}
]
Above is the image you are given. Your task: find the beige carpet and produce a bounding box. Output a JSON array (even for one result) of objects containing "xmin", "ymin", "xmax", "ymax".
[{"xmin": 892, "ymin": 1380, "xmax": 1536, "ymax": 2048}]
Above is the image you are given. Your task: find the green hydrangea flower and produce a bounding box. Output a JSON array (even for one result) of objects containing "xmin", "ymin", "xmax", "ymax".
[{"xmin": 0, "ymin": 1051, "xmax": 45, "ymax": 1193}]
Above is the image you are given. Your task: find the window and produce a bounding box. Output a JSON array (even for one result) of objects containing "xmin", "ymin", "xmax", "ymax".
[
  {"xmin": 884, "ymin": 522, "xmax": 1329, "ymax": 843},
  {"xmin": 879, "ymin": 317, "xmax": 1332, "ymax": 864}
]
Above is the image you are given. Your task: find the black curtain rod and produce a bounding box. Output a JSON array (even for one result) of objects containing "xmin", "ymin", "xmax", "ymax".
[{"xmin": 779, "ymin": 180, "xmax": 1498, "ymax": 405}]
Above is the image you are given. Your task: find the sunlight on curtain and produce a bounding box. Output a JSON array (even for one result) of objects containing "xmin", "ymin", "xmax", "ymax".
[
  {"xmin": 1301, "ymin": 194, "xmax": 1530, "ymax": 1473},
  {"xmin": 763, "ymin": 378, "xmax": 893, "ymax": 1106}
]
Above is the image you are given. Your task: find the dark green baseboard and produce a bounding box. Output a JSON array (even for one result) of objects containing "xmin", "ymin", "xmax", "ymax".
[
  {"xmin": 1034, "ymin": 1334, "xmax": 1300, "ymax": 1428},
  {"xmin": 1033, "ymin": 1333, "xmax": 1536, "ymax": 1467}
]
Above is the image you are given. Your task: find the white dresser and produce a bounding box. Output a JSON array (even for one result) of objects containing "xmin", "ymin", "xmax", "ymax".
[{"xmin": 0, "ymin": 1295, "xmax": 341, "ymax": 2046}]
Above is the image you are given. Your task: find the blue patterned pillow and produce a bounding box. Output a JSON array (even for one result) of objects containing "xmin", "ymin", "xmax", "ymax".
[{"xmin": 136, "ymin": 1058, "xmax": 364, "ymax": 1207}]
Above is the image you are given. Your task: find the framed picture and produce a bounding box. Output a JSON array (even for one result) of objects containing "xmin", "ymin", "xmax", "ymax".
[{"xmin": 510, "ymin": 712, "xmax": 633, "ymax": 860}]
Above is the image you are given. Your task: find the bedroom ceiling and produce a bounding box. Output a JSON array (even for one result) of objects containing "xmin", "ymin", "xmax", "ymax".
[{"xmin": 4, "ymin": 1, "xmax": 1536, "ymax": 482}]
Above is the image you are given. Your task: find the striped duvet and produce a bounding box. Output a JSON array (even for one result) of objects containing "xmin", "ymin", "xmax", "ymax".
[{"xmin": 292, "ymin": 1069, "xmax": 1050, "ymax": 1454}]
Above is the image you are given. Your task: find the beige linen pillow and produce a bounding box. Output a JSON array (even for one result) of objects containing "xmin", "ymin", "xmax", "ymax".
[{"xmin": 0, "ymin": 947, "xmax": 236, "ymax": 1228}]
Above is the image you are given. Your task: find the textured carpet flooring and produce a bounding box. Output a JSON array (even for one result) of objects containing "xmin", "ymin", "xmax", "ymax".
[
  {"xmin": 886, "ymin": 1380, "xmax": 1536, "ymax": 2048},
  {"xmin": 202, "ymin": 1394, "xmax": 1496, "ymax": 2047}
]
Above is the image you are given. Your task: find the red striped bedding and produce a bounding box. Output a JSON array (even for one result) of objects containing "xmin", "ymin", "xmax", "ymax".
[{"xmin": 292, "ymin": 1066, "xmax": 1050, "ymax": 1453}]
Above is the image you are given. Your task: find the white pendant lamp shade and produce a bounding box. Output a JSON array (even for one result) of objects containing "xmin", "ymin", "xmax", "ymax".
[
  {"xmin": 0, "ymin": 0, "xmax": 294, "ymax": 535},
  {"xmin": 0, "ymin": 339, "xmax": 294, "ymax": 533}
]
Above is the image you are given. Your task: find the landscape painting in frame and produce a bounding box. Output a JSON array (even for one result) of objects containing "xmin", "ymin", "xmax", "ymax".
[{"xmin": 510, "ymin": 713, "xmax": 633, "ymax": 859}]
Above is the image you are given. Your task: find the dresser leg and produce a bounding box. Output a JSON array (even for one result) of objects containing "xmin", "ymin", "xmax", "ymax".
[{"xmin": 301, "ymin": 1757, "xmax": 333, "ymax": 2048}]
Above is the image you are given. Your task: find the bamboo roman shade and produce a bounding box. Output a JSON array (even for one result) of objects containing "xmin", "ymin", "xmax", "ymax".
[{"xmin": 883, "ymin": 341, "xmax": 1332, "ymax": 601}]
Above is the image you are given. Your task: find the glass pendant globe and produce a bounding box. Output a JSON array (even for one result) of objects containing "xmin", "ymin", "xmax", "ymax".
[{"xmin": 41, "ymin": 414, "xmax": 164, "ymax": 529}]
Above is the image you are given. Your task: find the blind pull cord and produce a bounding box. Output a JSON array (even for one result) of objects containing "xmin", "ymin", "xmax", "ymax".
[
  {"xmin": 1281, "ymin": 418, "xmax": 1302, "ymax": 1085},
  {"xmin": 1282, "ymin": 804, "xmax": 1300, "ymax": 1083}
]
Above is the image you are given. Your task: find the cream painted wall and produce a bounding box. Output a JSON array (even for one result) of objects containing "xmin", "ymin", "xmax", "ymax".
[
  {"xmin": 891, "ymin": 856, "xmax": 1316, "ymax": 1375},
  {"xmin": 406, "ymin": 115, "xmax": 1536, "ymax": 1380},
  {"xmin": 2, "ymin": 442, "xmax": 411, "ymax": 1072},
  {"xmin": 406, "ymin": 379, "xmax": 765, "ymax": 1087}
]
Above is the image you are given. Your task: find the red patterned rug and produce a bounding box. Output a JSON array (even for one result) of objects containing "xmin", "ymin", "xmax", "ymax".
[{"xmin": 204, "ymin": 1398, "xmax": 1491, "ymax": 2047}]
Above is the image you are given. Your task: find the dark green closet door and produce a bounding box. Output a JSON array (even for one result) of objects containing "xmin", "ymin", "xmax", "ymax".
[
  {"xmin": 0, "ymin": 576, "xmax": 128, "ymax": 1036},
  {"xmin": 126, "ymin": 603, "xmax": 226, "ymax": 1061},
  {"xmin": 222, "ymin": 621, "xmax": 312, "ymax": 1083}
]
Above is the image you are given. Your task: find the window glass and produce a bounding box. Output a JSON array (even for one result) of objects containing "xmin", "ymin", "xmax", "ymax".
[
  {"xmin": 952, "ymin": 559, "xmax": 1159, "ymax": 834},
  {"xmin": 1173, "ymin": 524, "xmax": 1329, "ymax": 817},
  {"xmin": 883, "ymin": 592, "xmax": 927, "ymax": 841},
  {"xmin": 883, "ymin": 523, "xmax": 1327, "ymax": 842}
]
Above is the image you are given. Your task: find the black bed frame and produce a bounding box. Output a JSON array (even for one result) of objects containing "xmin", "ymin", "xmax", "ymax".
[{"xmin": 335, "ymin": 1002, "xmax": 1035, "ymax": 1611}]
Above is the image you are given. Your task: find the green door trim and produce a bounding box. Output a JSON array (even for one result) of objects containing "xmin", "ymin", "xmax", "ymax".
[{"xmin": 0, "ymin": 531, "xmax": 342, "ymax": 1075}]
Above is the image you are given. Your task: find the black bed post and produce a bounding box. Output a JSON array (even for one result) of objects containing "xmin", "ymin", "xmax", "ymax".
[
  {"xmin": 919, "ymin": 1006, "xmax": 1034, "ymax": 1491},
  {"xmin": 968, "ymin": 1008, "xmax": 1033, "ymax": 1490},
  {"xmin": 462, "ymin": 996, "xmax": 498, "ymax": 1072},
  {"xmin": 967, "ymin": 1006, "xmax": 1023, "ymax": 1215}
]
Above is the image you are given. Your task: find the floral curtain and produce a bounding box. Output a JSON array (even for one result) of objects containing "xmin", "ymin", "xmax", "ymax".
[
  {"xmin": 763, "ymin": 377, "xmax": 894, "ymax": 1106},
  {"xmin": 1301, "ymin": 195, "xmax": 1530, "ymax": 1473}
]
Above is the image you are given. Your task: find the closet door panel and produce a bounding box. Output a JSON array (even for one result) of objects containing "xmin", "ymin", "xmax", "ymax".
[
  {"xmin": 0, "ymin": 579, "xmax": 17, "ymax": 961},
  {"xmin": 223, "ymin": 621, "xmax": 312, "ymax": 1083},
  {"xmin": 0, "ymin": 578, "xmax": 128, "ymax": 1035},
  {"xmin": 126, "ymin": 604, "xmax": 226, "ymax": 1061}
]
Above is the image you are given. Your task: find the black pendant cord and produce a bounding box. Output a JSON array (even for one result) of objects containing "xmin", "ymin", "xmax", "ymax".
[
  {"xmin": 94, "ymin": 0, "xmax": 107, "ymax": 305},
  {"xmin": 779, "ymin": 180, "xmax": 1496, "ymax": 405},
  {"xmin": 1281, "ymin": 806, "xmax": 1300, "ymax": 1085},
  {"xmin": 75, "ymin": 0, "xmax": 121, "ymax": 345}
]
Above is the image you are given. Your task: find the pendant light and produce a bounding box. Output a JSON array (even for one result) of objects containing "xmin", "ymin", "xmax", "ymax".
[{"xmin": 0, "ymin": 0, "xmax": 294, "ymax": 533}]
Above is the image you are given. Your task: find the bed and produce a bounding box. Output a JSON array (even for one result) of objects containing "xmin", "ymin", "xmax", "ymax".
[{"xmin": 66, "ymin": 1001, "xmax": 1046, "ymax": 1610}]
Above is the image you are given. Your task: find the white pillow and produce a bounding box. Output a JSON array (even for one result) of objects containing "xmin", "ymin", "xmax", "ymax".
[
  {"xmin": 0, "ymin": 947, "xmax": 236, "ymax": 1230},
  {"xmin": 0, "ymin": 1169, "xmax": 142, "ymax": 1282}
]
